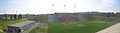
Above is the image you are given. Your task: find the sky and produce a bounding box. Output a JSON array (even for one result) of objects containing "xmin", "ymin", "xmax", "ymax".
[{"xmin": 0, "ymin": 0, "xmax": 120, "ymax": 14}]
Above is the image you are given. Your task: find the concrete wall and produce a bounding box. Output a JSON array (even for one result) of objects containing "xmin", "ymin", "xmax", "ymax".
[
  {"xmin": 48, "ymin": 14, "xmax": 59, "ymax": 22},
  {"xmin": 48, "ymin": 13, "xmax": 84, "ymax": 22}
]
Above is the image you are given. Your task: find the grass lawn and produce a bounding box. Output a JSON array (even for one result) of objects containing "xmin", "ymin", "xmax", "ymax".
[
  {"xmin": 48, "ymin": 21, "xmax": 114, "ymax": 33},
  {"xmin": 29, "ymin": 23, "xmax": 47, "ymax": 33},
  {"xmin": 29, "ymin": 15, "xmax": 49, "ymax": 33},
  {"xmin": 0, "ymin": 32, "xmax": 3, "ymax": 33},
  {"xmin": 29, "ymin": 26, "xmax": 43, "ymax": 33},
  {"xmin": 0, "ymin": 19, "xmax": 25, "ymax": 33},
  {"xmin": 29, "ymin": 16, "xmax": 115, "ymax": 33}
]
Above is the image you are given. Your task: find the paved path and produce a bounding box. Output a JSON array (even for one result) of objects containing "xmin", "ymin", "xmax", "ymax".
[
  {"xmin": 23, "ymin": 23, "xmax": 39, "ymax": 33},
  {"xmin": 96, "ymin": 23, "xmax": 120, "ymax": 33}
]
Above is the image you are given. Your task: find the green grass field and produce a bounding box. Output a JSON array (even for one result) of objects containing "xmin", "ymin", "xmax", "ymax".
[
  {"xmin": 29, "ymin": 16, "xmax": 115, "ymax": 33},
  {"xmin": 29, "ymin": 23, "xmax": 47, "ymax": 33},
  {"xmin": 29, "ymin": 21, "xmax": 114, "ymax": 33},
  {"xmin": 29, "ymin": 15, "xmax": 48, "ymax": 33},
  {"xmin": 0, "ymin": 15, "xmax": 115, "ymax": 33},
  {"xmin": 48, "ymin": 21, "xmax": 114, "ymax": 33}
]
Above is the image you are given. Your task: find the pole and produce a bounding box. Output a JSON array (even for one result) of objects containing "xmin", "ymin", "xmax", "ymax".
[
  {"xmin": 74, "ymin": 5, "xmax": 76, "ymax": 13},
  {"xmin": 52, "ymin": 4, "xmax": 55, "ymax": 13},
  {"xmin": 64, "ymin": 4, "xmax": 66, "ymax": 12}
]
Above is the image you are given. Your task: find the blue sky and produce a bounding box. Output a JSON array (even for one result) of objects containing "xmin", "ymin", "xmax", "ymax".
[{"xmin": 0, "ymin": 0, "xmax": 120, "ymax": 14}]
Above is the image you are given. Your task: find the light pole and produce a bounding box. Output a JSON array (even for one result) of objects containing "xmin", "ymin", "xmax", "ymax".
[
  {"xmin": 4, "ymin": 10, "xmax": 7, "ymax": 19},
  {"xmin": 74, "ymin": 5, "xmax": 76, "ymax": 13},
  {"xmin": 64, "ymin": 4, "xmax": 66, "ymax": 12},
  {"xmin": 4, "ymin": 10, "xmax": 6, "ymax": 14},
  {"xmin": 52, "ymin": 4, "xmax": 55, "ymax": 13}
]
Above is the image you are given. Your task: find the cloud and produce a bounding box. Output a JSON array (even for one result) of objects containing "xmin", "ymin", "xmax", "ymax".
[
  {"xmin": 0, "ymin": 0, "xmax": 118, "ymax": 14},
  {"xmin": 96, "ymin": 0, "xmax": 116, "ymax": 11}
]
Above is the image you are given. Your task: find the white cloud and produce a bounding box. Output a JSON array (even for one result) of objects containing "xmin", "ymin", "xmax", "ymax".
[
  {"xmin": 95, "ymin": 0, "xmax": 115, "ymax": 11},
  {"xmin": 0, "ymin": 0, "xmax": 117, "ymax": 14}
]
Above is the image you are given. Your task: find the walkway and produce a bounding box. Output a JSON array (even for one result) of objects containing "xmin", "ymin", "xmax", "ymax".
[{"xmin": 97, "ymin": 23, "xmax": 120, "ymax": 33}]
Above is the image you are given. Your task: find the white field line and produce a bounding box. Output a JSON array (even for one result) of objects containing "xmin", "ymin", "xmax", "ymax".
[{"xmin": 96, "ymin": 23, "xmax": 120, "ymax": 33}]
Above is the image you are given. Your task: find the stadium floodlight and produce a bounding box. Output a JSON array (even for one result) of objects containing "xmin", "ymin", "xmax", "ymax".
[
  {"xmin": 74, "ymin": 5, "xmax": 76, "ymax": 13},
  {"xmin": 52, "ymin": 4, "xmax": 55, "ymax": 13},
  {"xmin": 64, "ymin": 4, "xmax": 66, "ymax": 12}
]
